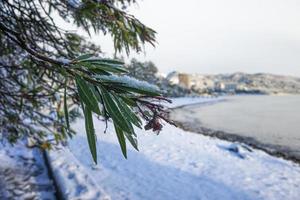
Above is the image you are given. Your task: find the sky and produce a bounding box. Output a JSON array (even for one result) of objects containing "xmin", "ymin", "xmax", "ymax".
[{"xmin": 73, "ymin": 0, "xmax": 300, "ymax": 76}]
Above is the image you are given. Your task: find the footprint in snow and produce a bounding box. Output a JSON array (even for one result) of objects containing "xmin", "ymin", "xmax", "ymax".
[{"xmin": 218, "ymin": 143, "xmax": 253, "ymax": 159}]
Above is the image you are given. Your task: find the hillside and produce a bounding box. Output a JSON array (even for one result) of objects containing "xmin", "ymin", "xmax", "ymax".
[
  {"xmin": 166, "ymin": 72, "xmax": 300, "ymax": 95},
  {"xmin": 215, "ymin": 73, "xmax": 300, "ymax": 94}
]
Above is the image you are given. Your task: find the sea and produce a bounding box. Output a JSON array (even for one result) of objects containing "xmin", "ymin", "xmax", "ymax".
[{"xmin": 170, "ymin": 95, "xmax": 300, "ymax": 161}]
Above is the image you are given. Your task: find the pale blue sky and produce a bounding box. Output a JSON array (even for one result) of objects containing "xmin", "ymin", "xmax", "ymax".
[{"xmin": 68, "ymin": 0, "xmax": 300, "ymax": 76}]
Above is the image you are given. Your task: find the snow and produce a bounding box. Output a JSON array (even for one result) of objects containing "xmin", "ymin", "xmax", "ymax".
[
  {"xmin": 95, "ymin": 75, "xmax": 160, "ymax": 93},
  {"xmin": 46, "ymin": 147, "xmax": 110, "ymax": 200},
  {"xmin": 68, "ymin": 0, "xmax": 82, "ymax": 8},
  {"xmin": 0, "ymin": 141, "xmax": 56, "ymax": 199},
  {"xmin": 57, "ymin": 57, "xmax": 71, "ymax": 65},
  {"xmin": 167, "ymin": 96, "xmax": 224, "ymax": 108},
  {"xmin": 80, "ymin": 56, "xmax": 106, "ymax": 61},
  {"xmin": 47, "ymin": 97, "xmax": 300, "ymax": 200}
]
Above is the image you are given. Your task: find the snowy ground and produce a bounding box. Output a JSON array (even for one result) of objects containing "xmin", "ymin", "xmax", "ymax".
[
  {"xmin": 0, "ymin": 141, "xmax": 56, "ymax": 200},
  {"xmin": 47, "ymin": 97, "xmax": 300, "ymax": 200},
  {"xmin": 167, "ymin": 96, "xmax": 223, "ymax": 108},
  {"xmin": 46, "ymin": 146, "xmax": 110, "ymax": 200}
]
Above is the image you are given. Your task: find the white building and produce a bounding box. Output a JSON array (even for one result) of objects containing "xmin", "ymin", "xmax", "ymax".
[{"xmin": 216, "ymin": 82, "xmax": 237, "ymax": 92}]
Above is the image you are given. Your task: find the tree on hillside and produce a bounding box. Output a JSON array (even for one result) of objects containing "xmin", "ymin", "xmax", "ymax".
[
  {"xmin": 126, "ymin": 59, "xmax": 195, "ymax": 97},
  {"xmin": 126, "ymin": 58, "xmax": 159, "ymax": 84},
  {"xmin": 0, "ymin": 0, "xmax": 174, "ymax": 163}
]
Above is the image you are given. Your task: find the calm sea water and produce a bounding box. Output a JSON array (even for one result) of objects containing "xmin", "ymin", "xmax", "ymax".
[{"xmin": 171, "ymin": 95, "xmax": 300, "ymax": 160}]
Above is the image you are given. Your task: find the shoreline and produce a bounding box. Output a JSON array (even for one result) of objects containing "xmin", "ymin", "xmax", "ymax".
[{"xmin": 169, "ymin": 100, "xmax": 300, "ymax": 165}]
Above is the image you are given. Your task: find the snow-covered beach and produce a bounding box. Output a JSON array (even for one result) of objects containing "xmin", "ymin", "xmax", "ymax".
[{"xmin": 46, "ymin": 97, "xmax": 300, "ymax": 200}]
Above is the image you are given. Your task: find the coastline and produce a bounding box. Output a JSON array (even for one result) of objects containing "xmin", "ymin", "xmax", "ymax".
[
  {"xmin": 169, "ymin": 98, "xmax": 300, "ymax": 164},
  {"xmin": 42, "ymin": 98, "xmax": 300, "ymax": 200}
]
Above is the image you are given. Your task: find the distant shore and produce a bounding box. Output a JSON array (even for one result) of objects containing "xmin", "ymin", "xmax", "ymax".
[{"xmin": 169, "ymin": 97, "xmax": 300, "ymax": 164}]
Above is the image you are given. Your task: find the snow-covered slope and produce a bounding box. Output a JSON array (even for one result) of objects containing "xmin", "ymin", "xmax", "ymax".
[
  {"xmin": 48, "ymin": 98, "xmax": 300, "ymax": 200},
  {"xmin": 46, "ymin": 147, "xmax": 110, "ymax": 200},
  {"xmin": 0, "ymin": 142, "xmax": 56, "ymax": 199},
  {"xmin": 168, "ymin": 96, "xmax": 223, "ymax": 108}
]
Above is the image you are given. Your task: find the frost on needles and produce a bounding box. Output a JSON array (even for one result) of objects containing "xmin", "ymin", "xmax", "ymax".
[{"xmin": 95, "ymin": 74, "xmax": 161, "ymax": 94}]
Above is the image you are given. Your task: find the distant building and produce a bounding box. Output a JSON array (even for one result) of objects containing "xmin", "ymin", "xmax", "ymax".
[
  {"xmin": 216, "ymin": 82, "xmax": 237, "ymax": 92},
  {"xmin": 167, "ymin": 72, "xmax": 242, "ymax": 93},
  {"xmin": 215, "ymin": 82, "xmax": 225, "ymax": 91},
  {"xmin": 236, "ymin": 84, "xmax": 248, "ymax": 91},
  {"xmin": 178, "ymin": 73, "xmax": 215, "ymax": 91},
  {"xmin": 178, "ymin": 73, "xmax": 190, "ymax": 88}
]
